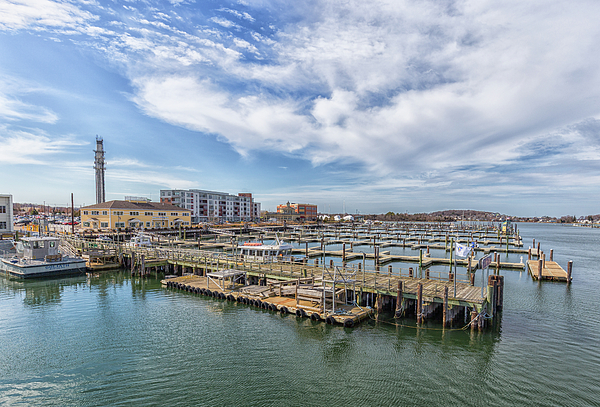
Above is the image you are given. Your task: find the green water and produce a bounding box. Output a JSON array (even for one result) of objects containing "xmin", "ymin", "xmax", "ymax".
[{"xmin": 1, "ymin": 223, "xmax": 599, "ymax": 406}]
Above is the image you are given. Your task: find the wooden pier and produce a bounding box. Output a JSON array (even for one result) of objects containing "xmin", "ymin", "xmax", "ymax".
[{"xmin": 527, "ymin": 260, "xmax": 572, "ymax": 282}]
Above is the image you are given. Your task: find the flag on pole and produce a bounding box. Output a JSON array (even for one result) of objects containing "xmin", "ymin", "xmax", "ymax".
[{"xmin": 455, "ymin": 242, "xmax": 471, "ymax": 257}]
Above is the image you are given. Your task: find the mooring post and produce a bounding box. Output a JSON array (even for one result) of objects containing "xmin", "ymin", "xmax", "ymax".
[
  {"xmin": 409, "ymin": 267, "xmax": 413, "ymax": 278},
  {"xmin": 140, "ymin": 254, "xmax": 145, "ymax": 276},
  {"xmin": 342, "ymin": 242, "xmax": 346, "ymax": 264},
  {"xmin": 542, "ymin": 253, "xmax": 546, "ymax": 269},
  {"xmin": 497, "ymin": 275, "xmax": 504, "ymax": 309},
  {"xmin": 131, "ymin": 252, "xmax": 135, "ymax": 273},
  {"xmin": 528, "ymin": 248, "xmax": 531, "ymax": 261},
  {"xmin": 395, "ymin": 281, "xmax": 403, "ymax": 318},
  {"xmin": 537, "ymin": 242, "xmax": 541, "ymax": 255},
  {"xmin": 416, "ymin": 283, "xmax": 423, "ymax": 324},
  {"xmin": 443, "ymin": 286, "xmax": 449, "ymax": 328},
  {"xmin": 567, "ymin": 260, "xmax": 573, "ymax": 283},
  {"xmin": 537, "ymin": 258, "xmax": 543, "ymax": 280},
  {"xmin": 471, "ymin": 309, "xmax": 478, "ymax": 331},
  {"xmin": 496, "ymin": 251, "xmax": 500, "ymax": 275},
  {"xmin": 550, "ymin": 249, "xmax": 553, "ymax": 261}
]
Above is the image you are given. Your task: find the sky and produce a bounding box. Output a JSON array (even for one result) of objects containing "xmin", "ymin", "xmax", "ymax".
[{"xmin": 1, "ymin": 0, "xmax": 600, "ymax": 217}]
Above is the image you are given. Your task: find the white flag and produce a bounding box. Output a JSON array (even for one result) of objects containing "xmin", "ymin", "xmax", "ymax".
[{"xmin": 455, "ymin": 242, "xmax": 471, "ymax": 257}]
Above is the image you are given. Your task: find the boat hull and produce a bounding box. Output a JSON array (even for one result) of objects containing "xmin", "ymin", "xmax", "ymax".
[{"xmin": 0, "ymin": 258, "xmax": 87, "ymax": 279}]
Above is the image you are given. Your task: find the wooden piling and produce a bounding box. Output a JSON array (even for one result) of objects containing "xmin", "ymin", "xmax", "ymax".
[
  {"xmin": 443, "ymin": 286, "xmax": 448, "ymax": 328},
  {"xmin": 470, "ymin": 309, "xmax": 478, "ymax": 331},
  {"xmin": 395, "ymin": 281, "xmax": 403, "ymax": 318},
  {"xmin": 537, "ymin": 258, "xmax": 542, "ymax": 280},
  {"xmin": 409, "ymin": 267, "xmax": 413, "ymax": 278},
  {"xmin": 567, "ymin": 260, "xmax": 573, "ymax": 283},
  {"xmin": 550, "ymin": 249, "xmax": 553, "ymax": 261},
  {"xmin": 416, "ymin": 283, "xmax": 423, "ymax": 324},
  {"xmin": 542, "ymin": 253, "xmax": 546, "ymax": 269}
]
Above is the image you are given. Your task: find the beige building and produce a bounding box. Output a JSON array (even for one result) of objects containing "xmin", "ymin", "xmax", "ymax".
[{"xmin": 80, "ymin": 199, "xmax": 191, "ymax": 230}]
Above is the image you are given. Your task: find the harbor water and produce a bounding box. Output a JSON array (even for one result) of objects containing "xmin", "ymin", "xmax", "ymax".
[{"xmin": 1, "ymin": 223, "xmax": 599, "ymax": 406}]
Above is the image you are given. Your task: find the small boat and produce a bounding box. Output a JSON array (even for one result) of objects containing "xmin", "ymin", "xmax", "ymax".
[
  {"xmin": 0, "ymin": 237, "xmax": 87, "ymax": 279},
  {"xmin": 126, "ymin": 233, "xmax": 152, "ymax": 247},
  {"xmin": 238, "ymin": 234, "xmax": 293, "ymax": 263}
]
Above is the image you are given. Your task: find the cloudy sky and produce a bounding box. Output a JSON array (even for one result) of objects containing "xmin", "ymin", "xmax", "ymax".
[{"xmin": 1, "ymin": 0, "xmax": 599, "ymax": 216}]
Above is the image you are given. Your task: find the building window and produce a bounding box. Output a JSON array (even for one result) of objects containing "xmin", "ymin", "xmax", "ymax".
[
  {"xmin": 114, "ymin": 211, "xmax": 124, "ymax": 216},
  {"xmin": 83, "ymin": 211, "xmax": 88, "ymax": 215},
  {"xmin": 0, "ymin": 206, "xmax": 5, "ymax": 213},
  {"xmin": 100, "ymin": 222, "xmax": 108, "ymax": 228},
  {"xmin": 183, "ymin": 213, "xmax": 189, "ymax": 216},
  {"xmin": 158, "ymin": 212, "xmax": 166, "ymax": 216},
  {"xmin": 102, "ymin": 211, "xmax": 108, "ymax": 216},
  {"xmin": 145, "ymin": 212, "xmax": 153, "ymax": 216},
  {"xmin": 91, "ymin": 211, "xmax": 99, "ymax": 215},
  {"xmin": 83, "ymin": 222, "xmax": 90, "ymax": 227},
  {"xmin": 129, "ymin": 211, "xmax": 139, "ymax": 216},
  {"xmin": 115, "ymin": 222, "xmax": 125, "ymax": 228},
  {"xmin": 171, "ymin": 212, "xmax": 178, "ymax": 216},
  {"xmin": 0, "ymin": 221, "xmax": 6, "ymax": 229},
  {"xmin": 146, "ymin": 222, "xmax": 151, "ymax": 227}
]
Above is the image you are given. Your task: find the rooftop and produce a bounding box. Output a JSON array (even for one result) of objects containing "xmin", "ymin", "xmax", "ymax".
[{"xmin": 81, "ymin": 200, "xmax": 191, "ymax": 212}]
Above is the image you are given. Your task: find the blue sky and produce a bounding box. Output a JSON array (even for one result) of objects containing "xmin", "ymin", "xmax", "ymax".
[{"xmin": 1, "ymin": 0, "xmax": 600, "ymax": 216}]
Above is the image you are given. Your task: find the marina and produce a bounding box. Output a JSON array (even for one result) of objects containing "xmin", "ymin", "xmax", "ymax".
[
  {"xmin": 47, "ymin": 221, "xmax": 574, "ymax": 329},
  {"xmin": 0, "ymin": 222, "xmax": 597, "ymax": 406}
]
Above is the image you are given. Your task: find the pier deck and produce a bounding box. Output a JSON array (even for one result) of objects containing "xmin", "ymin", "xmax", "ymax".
[
  {"xmin": 162, "ymin": 275, "xmax": 373, "ymax": 327},
  {"xmin": 526, "ymin": 260, "xmax": 569, "ymax": 281}
]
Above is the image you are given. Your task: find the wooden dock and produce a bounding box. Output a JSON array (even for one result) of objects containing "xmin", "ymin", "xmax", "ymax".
[
  {"xmin": 163, "ymin": 275, "xmax": 373, "ymax": 327},
  {"xmin": 526, "ymin": 260, "xmax": 571, "ymax": 282}
]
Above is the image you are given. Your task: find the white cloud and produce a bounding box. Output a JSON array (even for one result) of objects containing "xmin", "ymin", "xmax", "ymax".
[
  {"xmin": 0, "ymin": 129, "xmax": 85, "ymax": 165},
  {"xmin": 0, "ymin": 0, "xmax": 97, "ymax": 31},
  {"xmin": 210, "ymin": 17, "xmax": 237, "ymax": 29},
  {"xmin": 0, "ymin": 76, "xmax": 59, "ymax": 123}
]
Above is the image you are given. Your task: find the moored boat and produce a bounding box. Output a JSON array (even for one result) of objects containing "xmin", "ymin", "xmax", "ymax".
[
  {"xmin": 0, "ymin": 237, "xmax": 87, "ymax": 279},
  {"xmin": 238, "ymin": 235, "xmax": 293, "ymax": 263}
]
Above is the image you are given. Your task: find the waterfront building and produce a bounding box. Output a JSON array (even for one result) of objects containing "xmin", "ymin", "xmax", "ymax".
[
  {"xmin": 276, "ymin": 202, "xmax": 318, "ymax": 221},
  {"xmin": 80, "ymin": 198, "xmax": 191, "ymax": 230},
  {"xmin": 0, "ymin": 194, "xmax": 14, "ymax": 236},
  {"xmin": 160, "ymin": 189, "xmax": 260, "ymax": 223}
]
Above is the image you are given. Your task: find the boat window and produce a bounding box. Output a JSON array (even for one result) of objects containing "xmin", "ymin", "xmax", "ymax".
[{"xmin": 49, "ymin": 241, "xmax": 56, "ymax": 248}]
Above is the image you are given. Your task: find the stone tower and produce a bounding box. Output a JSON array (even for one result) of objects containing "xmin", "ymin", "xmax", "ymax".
[{"xmin": 94, "ymin": 135, "xmax": 106, "ymax": 204}]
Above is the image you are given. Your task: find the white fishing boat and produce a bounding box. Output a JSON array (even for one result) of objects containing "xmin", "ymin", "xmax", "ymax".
[
  {"xmin": 0, "ymin": 237, "xmax": 87, "ymax": 279},
  {"xmin": 238, "ymin": 235, "xmax": 293, "ymax": 263},
  {"xmin": 126, "ymin": 233, "xmax": 152, "ymax": 247}
]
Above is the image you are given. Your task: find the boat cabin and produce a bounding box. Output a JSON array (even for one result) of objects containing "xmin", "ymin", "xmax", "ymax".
[
  {"xmin": 16, "ymin": 237, "xmax": 61, "ymax": 261},
  {"xmin": 238, "ymin": 241, "xmax": 293, "ymax": 263},
  {"xmin": 127, "ymin": 233, "xmax": 152, "ymax": 247}
]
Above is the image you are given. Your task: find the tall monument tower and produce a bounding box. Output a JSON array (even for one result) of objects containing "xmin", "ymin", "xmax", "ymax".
[{"xmin": 94, "ymin": 135, "xmax": 106, "ymax": 204}]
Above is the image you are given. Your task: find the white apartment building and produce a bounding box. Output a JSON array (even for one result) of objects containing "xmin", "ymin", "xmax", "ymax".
[
  {"xmin": 160, "ymin": 189, "xmax": 261, "ymax": 223},
  {"xmin": 0, "ymin": 194, "xmax": 14, "ymax": 235}
]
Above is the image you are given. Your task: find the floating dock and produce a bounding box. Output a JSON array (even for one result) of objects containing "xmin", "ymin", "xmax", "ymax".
[{"xmin": 527, "ymin": 260, "xmax": 572, "ymax": 282}]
